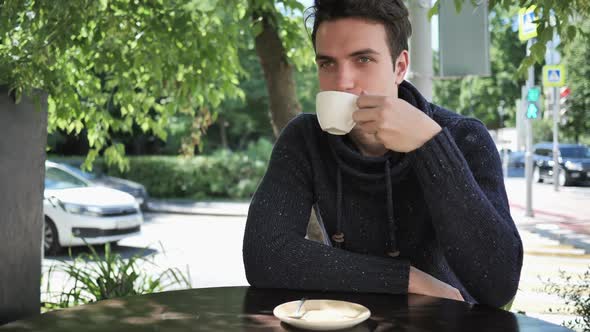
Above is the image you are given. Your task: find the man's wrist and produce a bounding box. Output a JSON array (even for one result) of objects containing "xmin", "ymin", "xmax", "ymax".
[
  {"xmin": 407, "ymin": 266, "xmax": 417, "ymax": 293},
  {"xmin": 422, "ymin": 119, "xmax": 442, "ymax": 144},
  {"xmin": 410, "ymin": 119, "xmax": 442, "ymax": 152}
]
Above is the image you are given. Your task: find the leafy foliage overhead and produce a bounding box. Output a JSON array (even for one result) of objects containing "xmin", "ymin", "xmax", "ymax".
[{"xmin": 0, "ymin": 0, "xmax": 312, "ymax": 170}]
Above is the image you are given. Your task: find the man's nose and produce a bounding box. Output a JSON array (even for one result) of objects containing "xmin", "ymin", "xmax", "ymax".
[{"xmin": 334, "ymin": 66, "xmax": 356, "ymax": 93}]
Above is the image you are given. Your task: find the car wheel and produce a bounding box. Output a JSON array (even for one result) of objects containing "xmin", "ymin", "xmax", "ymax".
[
  {"xmin": 558, "ymin": 168, "xmax": 570, "ymax": 187},
  {"xmin": 44, "ymin": 217, "xmax": 61, "ymax": 256},
  {"xmin": 533, "ymin": 167, "xmax": 543, "ymax": 183}
]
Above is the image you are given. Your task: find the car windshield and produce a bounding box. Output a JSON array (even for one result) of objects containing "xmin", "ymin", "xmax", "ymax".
[
  {"xmin": 560, "ymin": 147, "xmax": 590, "ymax": 159},
  {"xmin": 60, "ymin": 163, "xmax": 97, "ymax": 180},
  {"xmin": 45, "ymin": 166, "xmax": 89, "ymax": 189}
]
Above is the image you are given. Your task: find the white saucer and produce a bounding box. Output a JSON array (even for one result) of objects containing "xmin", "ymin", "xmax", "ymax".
[{"xmin": 273, "ymin": 299, "xmax": 371, "ymax": 331}]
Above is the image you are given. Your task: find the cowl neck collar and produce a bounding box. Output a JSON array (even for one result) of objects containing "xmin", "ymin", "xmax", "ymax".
[
  {"xmin": 324, "ymin": 80, "xmax": 433, "ymax": 257},
  {"xmin": 325, "ymin": 80, "xmax": 432, "ymax": 184}
]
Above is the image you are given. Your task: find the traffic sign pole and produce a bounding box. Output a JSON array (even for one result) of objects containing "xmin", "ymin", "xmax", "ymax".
[
  {"xmin": 553, "ymin": 86, "xmax": 560, "ymax": 191},
  {"xmin": 525, "ymin": 39, "xmax": 535, "ymax": 218},
  {"xmin": 543, "ymin": 32, "xmax": 565, "ymax": 191},
  {"xmin": 549, "ymin": 45, "xmax": 561, "ymax": 191},
  {"xmin": 519, "ymin": 6, "xmax": 538, "ymax": 217}
]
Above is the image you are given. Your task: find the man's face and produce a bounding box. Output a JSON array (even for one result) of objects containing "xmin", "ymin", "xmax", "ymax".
[
  {"xmin": 314, "ymin": 18, "xmax": 407, "ymax": 98},
  {"xmin": 314, "ymin": 17, "xmax": 409, "ymax": 151}
]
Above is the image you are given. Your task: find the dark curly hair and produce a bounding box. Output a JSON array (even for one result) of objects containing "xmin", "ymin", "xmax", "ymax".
[{"xmin": 306, "ymin": 0, "xmax": 412, "ymax": 62}]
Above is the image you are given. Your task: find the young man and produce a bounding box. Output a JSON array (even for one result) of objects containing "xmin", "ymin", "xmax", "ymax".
[{"xmin": 243, "ymin": 0, "xmax": 522, "ymax": 307}]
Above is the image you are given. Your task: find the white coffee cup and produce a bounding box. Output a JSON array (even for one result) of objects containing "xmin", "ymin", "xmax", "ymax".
[{"xmin": 315, "ymin": 91, "xmax": 358, "ymax": 135}]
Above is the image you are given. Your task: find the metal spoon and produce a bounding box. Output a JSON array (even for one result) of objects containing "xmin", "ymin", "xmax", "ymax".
[{"xmin": 288, "ymin": 298, "xmax": 307, "ymax": 319}]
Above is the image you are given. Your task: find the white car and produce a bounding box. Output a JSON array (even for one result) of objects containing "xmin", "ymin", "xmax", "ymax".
[{"xmin": 43, "ymin": 161, "xmax": 143, "ymax": 255}]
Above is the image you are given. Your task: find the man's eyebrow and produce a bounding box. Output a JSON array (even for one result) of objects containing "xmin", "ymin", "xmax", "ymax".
[
  {"xmin": 315, "ymin": 48, "xmax": 381, "ymax": 61},
  {"xmin": 315, "ymin": 53, "xmax": 334, "ymax": 61},
  {"xmin": 348, "ymin": 48, "xmax": 380, "ymax": 57}
]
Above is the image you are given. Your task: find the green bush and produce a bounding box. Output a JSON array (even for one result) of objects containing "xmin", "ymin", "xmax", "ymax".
[
  {"xmin": 49, "ymin": 138, "xmax": 273, "ymax": 199},
  {"xmin": 544, "ymin": 266, "xmax": 590, "ymax": 331},
  {"xmin": 42, "ymin": 243, "xmax": 191, "ymax": 311}
]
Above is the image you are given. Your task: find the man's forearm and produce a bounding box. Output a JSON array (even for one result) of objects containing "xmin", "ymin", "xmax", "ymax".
[
  {"xmin": 244, "ymin": 200, "xmax": 413, "ymax": 295},
  {"xmin": 409, "ymin": 123, "xmax": 523, "ymax": 307}
]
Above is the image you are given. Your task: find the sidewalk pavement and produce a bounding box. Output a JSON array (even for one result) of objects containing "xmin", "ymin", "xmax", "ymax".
[
  {"xmin": 146, "ymin": 199, "xmax": 250, "ymax": 217},
  {"xmin": 146, "ymin": 198, "xmax": 588, "ymax": 329},
  {"xmin": 510, "ymin": 203, "xmax": 590, "ymax": 255},
  {"xmin": 146, "ymin": 198, "xmax": 590, "ymax": 253}
]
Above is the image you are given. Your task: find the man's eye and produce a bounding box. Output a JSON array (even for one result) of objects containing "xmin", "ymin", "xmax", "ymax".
[
  {"xmin": 358, "ymin": 56, "xmax": 372, "ymax": 64},
  {"xmin": 318, "ymin": 62, "xmax": 334, "ymax": 69}
]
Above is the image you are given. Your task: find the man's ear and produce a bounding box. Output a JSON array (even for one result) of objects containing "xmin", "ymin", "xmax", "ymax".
[{"xmin": 394, "ymin": 50, "xmax": 409, "ymax": 85}]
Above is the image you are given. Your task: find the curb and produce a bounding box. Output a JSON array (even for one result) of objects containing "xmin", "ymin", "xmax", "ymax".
[
  {"xmin": 145, "ymin": 201, "xmax": 249, "ymax": 217},
  {"xmin": 509, "ymin": 203, "xmax": 580, "ymax": 221}
]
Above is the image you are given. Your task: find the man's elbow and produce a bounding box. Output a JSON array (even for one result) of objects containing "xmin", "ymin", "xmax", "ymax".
[
  {"xmin": 482, "ymin": 234, "xmax": 523, "ymax": 308},
  {"xmin": 242, "ymin": 235, "xmax": 274, "ymax": 288},
  {"xmin": 244, "ymin": 266, "xmax": 264, "ymax": 288},
  {"xmin": 243, "ymin": 250, "xmax": 261, "ymax": 286},
  {"xmin": 491, "ymin": 281, "xmax": 519, "ymax": 308},
  {"xmin": 476, "ymin": 271, "xmax": 520, "ymax": 308}
]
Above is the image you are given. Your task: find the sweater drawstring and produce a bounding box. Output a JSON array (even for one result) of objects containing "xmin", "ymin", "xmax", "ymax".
[
  {"xmin": 332, "ymin": 166, "xmax": 345, "ymax": 249},
  {"xmin": 385, "ymin": 160, "xmax": 400, "ymax": 257},
  {"xmin": 330, "ymin": 156, "xmax": 400, "ymax": 257}
]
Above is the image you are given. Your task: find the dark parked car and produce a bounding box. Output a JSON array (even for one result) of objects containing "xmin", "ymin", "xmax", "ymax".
[
  {"xmin": 506, "ymin": 151, "xmax": 525, "ymax": 169},
  {"xmin": 51, "ymin": 161, "xmax": 150, "ymax": 209},
  {"xmin": 533, "ymin": 143, "xmax": 590, "ymax": 186}
]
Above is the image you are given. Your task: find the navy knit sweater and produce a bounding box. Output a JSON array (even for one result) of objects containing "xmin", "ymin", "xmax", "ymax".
[{"xmin": 243, "ymin": 81, "xmax": 523, "ymax": 307}]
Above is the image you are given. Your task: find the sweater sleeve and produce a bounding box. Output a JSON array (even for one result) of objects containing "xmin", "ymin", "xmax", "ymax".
[
  {"xmin": 410, "ymin": 118, "xmax": 523, "ymax": 307},
  {"xmin": 243, "ymin": 116, "xmax": 410, "ymax": 295}
]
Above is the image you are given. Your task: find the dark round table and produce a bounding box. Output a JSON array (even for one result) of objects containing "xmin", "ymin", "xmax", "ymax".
[{"xmin": 0, "ymin": 287, "xmax": 572, "ymax": 331}]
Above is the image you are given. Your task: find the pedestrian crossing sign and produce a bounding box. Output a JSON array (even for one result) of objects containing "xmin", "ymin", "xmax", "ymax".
[
  {"xmin": 518, "ymin": 6, "xmax": 537, "ymax": 41},
  {"xmin": 543, "ymin": 65, "xmax": 566, "ymax": 87}
]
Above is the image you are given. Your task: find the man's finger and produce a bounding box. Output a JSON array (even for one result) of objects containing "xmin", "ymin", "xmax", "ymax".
[
  {"xmin": 356, "ymin": 94, "xmax": 385, "ymax": 109},
  {"xmin": 352, "ymin": 108, "xmax": 382, "ymax": 123},
  {"xmin": 355, "ymin": 120, "xmax": 379, "ymax": 134}
]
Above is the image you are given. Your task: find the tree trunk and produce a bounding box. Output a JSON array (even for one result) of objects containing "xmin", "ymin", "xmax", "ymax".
[
  {"xmin": 252, "ymin": 12, "xmax": 324, "ymax": 243},
  {"xmin": 0, "ymin": 88, "xmax": 47, "ymax": 324},
  {"xmin": 219, "ymin": 115, "xmax": 229, "ymax": 150},
  {"xmin": 253, "ymin": 14, "xmax": 302, "ymax": 137}
]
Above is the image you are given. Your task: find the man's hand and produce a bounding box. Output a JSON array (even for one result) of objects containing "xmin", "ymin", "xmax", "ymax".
[
  {"xmin": 408, "ymin": 266, "xmax": 465, "ymax": 302},
  {"xmin": 353, "ymin": 92, "xmax": 442, "ymax": 153}
]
